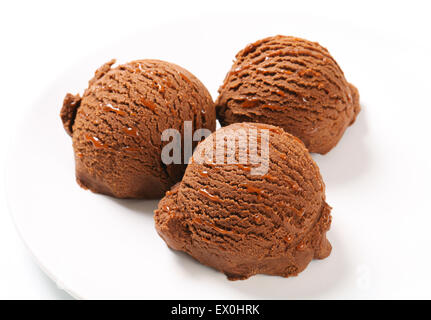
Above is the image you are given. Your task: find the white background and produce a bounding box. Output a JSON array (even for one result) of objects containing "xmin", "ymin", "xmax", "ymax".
[{"xmin": 1, "ymin": 0, "xmax": 430, "ymax": 299}]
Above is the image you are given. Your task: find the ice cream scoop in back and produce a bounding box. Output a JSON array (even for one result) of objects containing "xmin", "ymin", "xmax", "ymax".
[{"xmin": 216, "ymin": 35, "xmax": 360, "ymax": 154}]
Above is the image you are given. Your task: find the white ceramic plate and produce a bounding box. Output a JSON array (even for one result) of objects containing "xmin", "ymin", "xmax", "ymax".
[{"xmin": 7, "ymin": 14, "xmax": 431, "ymax": 299}]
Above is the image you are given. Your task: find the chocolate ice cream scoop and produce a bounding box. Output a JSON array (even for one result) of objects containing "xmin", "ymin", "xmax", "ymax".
[
  {"xmin": 154, "ymin": 123, "xmax": 332, "ymax": 280},
  {"xmin": 216, "ymin": 35, "xmax": 360, "ymax": 154},
  {"xmin": 60, "ymin": 59, "xmax": 215, "ymax": 199}
]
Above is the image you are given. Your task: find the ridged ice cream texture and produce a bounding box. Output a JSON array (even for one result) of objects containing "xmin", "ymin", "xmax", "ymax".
[
  {"xmin": 155, "ymin": 123, "xmax": 332, "ymax": 280},
  {"xmin": 216, "ymin": 35, "xmax": 360, "ymax": 154},
  {"xmin": 60, "ymin": 59, "xmax": 216, "ymax": 199}
]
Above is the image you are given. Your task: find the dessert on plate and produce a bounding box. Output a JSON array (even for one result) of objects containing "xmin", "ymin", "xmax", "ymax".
[{"xmin": 155, "ymin": 122, "xmax": 332, "ymax": 280}]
